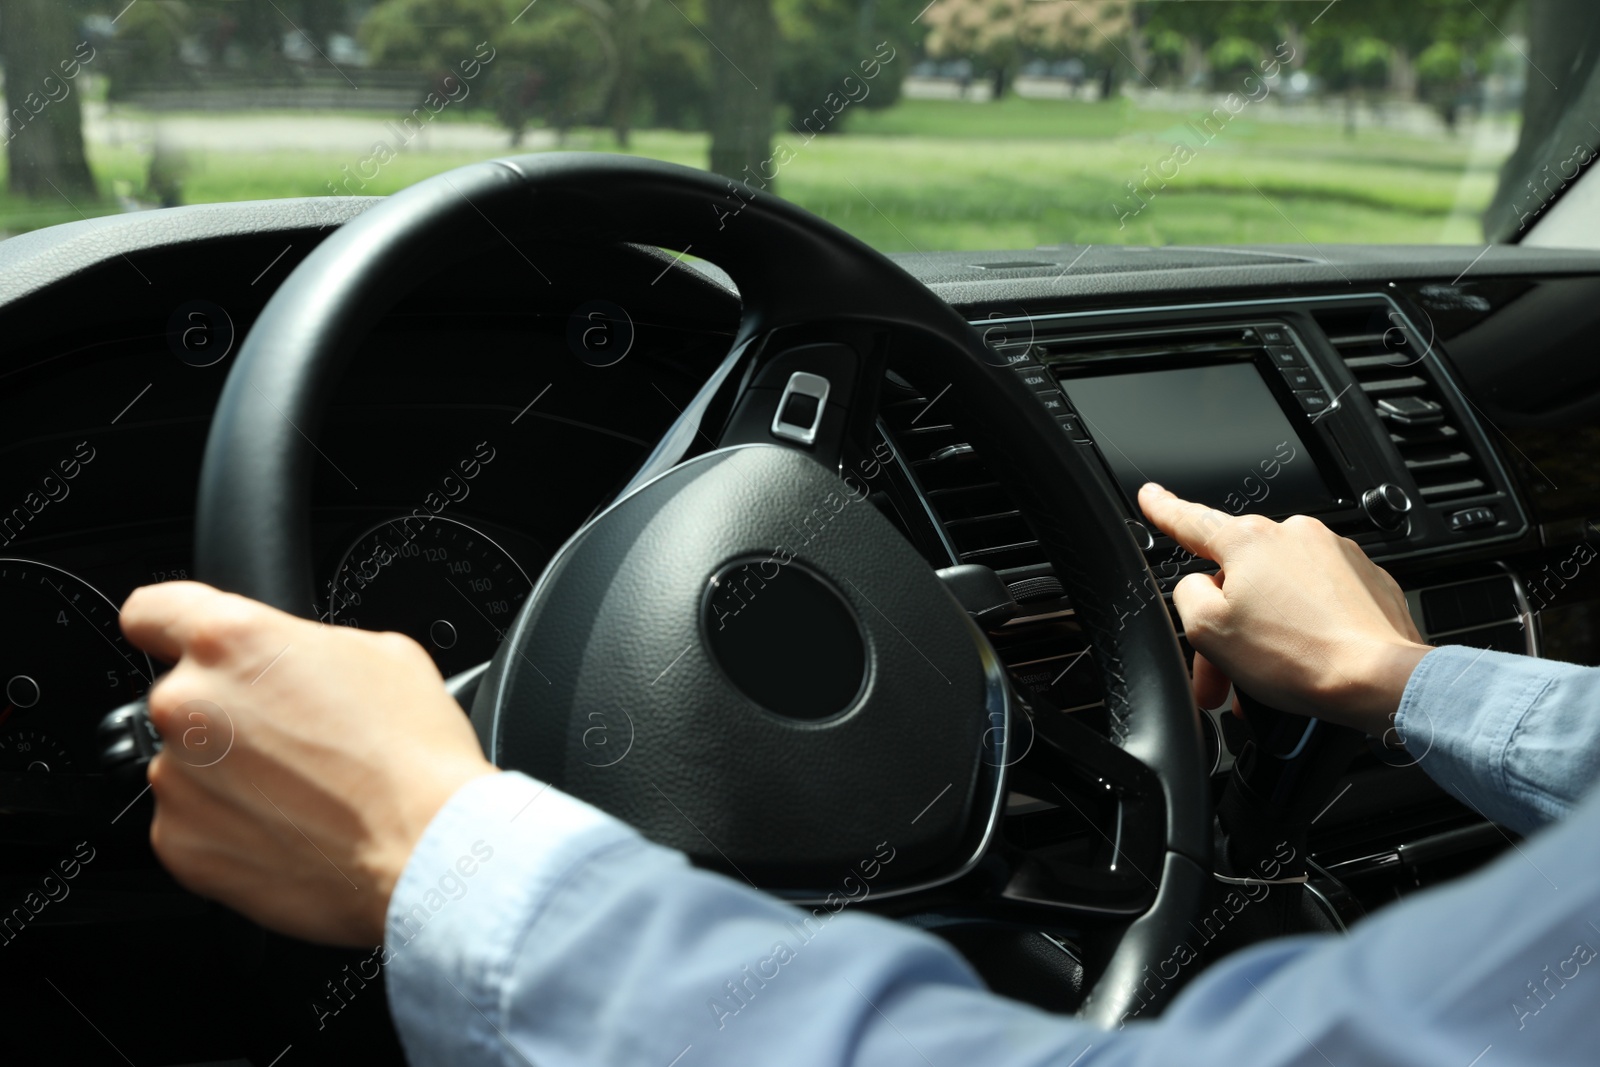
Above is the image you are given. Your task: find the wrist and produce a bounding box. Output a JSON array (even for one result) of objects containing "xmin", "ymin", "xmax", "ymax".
[{"xmin": 1341, "ymin": 639, "xmax": 1433, "ymax": 736}]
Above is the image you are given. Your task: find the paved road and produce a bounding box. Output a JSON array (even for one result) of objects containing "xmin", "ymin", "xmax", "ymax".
[{"xmin": 85, "ymin": 102, "xmax": 555, "ymax": 155}]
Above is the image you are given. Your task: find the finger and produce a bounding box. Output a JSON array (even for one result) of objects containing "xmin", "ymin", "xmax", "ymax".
[
  {"xmin": 121, "ymin": 582, "xmax": 225, "ymax": 663},
  {"xmin": 1191, "ymin": 650, "xmax": 1233, "ymax": 712},
  {"xmin": 1170, "ymin": 570, "xmax": 1228, "ymax": 645},
  {"xmin": 1138, "ymin": 483, "xmax": 1238, "ymax": 563},
  {"xmin": 121, "ymin": 581, "xmax": 256, "ymax": 663}
]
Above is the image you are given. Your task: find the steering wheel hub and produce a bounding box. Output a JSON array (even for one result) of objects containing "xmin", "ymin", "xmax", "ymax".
[{"xmin": 474, "ymin": 444, "xmax": 1001, "ymax": 896}]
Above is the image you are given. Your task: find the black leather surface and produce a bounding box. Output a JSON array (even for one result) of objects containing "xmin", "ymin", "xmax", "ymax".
[{"xmin": 479, "ymin": 445, "xmax": 988, "ymax": 888}]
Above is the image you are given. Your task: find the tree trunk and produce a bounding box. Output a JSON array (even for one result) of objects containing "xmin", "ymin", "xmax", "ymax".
[
  {"xmin": 706, "ymin": 0, "xmax": 775, "ymax": 188},
  {"xmin": 1, "ymin": 0, "xmax": 96, "ymax": 199},
  {"xmin": 610, "ymin": 7, "xmax": 640, "ymax": 149}
]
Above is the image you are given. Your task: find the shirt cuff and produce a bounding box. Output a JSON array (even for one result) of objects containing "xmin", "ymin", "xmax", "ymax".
[
  {"xmin": 1395, "ymin": 644, "xmax": 1558, "ymax": 833},
  {"xmin": 381, "ymin": 771, "xmax": 641, "ymax": 1067}
]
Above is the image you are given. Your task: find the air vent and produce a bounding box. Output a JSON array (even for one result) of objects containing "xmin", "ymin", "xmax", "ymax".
[
  {"xmin": 1313, "ymin": 306, "xmax": 1491, "ymax": 507},
  {"xmin": 879, "ymin": 390, "xmax": 1057, "ymax": 601}
]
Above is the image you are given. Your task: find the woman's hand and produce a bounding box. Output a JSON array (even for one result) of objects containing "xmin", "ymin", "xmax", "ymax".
[
  {"xmin": 120, "ymin": 581, "xmax": 496, "ymax": 946},
  {"xmin": 1138, "ymin": 483, "xmax": 1430, "ymax": 736}
]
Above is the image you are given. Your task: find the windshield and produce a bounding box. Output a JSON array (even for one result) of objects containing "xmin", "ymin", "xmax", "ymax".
[{"xmin": 0, "ymin": 1, "xmax": 1594, "ymax": 251}]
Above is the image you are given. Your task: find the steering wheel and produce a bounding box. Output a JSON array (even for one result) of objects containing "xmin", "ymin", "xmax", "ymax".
[{"xmin": 192, "ymin": 154, "xmax": 1211, "ymax": 1026}]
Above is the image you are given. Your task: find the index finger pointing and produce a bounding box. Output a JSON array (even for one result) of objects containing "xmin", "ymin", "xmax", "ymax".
[{"xmin": 1137, "ymin": 483, "xmax": 1237, "ymax": 563}]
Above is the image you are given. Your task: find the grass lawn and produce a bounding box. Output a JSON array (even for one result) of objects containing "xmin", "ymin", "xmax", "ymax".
[{"xmin": 0, "ymin": 96, "xmax": 1509, "ymax": 251}]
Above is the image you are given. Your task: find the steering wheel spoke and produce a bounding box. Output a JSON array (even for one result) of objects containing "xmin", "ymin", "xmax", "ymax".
[
  {"xmin": 190, "ymin": 152, "xmax": 1213, "ymax": 1025},
  {"xmin": 996, "ymin": 709, "xmax": 1167, "ymax": 922}
]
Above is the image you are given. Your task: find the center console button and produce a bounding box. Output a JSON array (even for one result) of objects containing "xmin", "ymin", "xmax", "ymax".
[
  {"xmin": 1015, "ymin": 366, "xmax": 1054, "ymax": 391},
  {"xmin": 1293, "ymin": 389, "xmax": 1332, "ymax": 414},
  {"xmin": 1280, "ymin": 367, "xmax": 1316, "ymax": 390},
  {"xmin": 1056, "ymin": 414, "xmax": 1091, "ymax": 442}
]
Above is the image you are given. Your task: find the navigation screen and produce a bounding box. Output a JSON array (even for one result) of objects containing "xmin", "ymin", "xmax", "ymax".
[{"xmin": 1058, "ymin": 362, "xmax": 1337, "ymax": 518}]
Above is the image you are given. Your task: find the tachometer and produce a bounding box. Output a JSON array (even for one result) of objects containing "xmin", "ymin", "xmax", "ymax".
[
  {"xmin": 325, "ymin": 516, "xmax": 533, "ymax": 676},
  {"xmin": 0, "ymin": 560, "xmax": 153, "ymax": 775}
]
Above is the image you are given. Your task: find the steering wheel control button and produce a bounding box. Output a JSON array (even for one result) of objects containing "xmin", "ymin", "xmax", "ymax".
[
  {"xmin": 702, "ymin": 558, "xmax": 867, "ymax": 722},
  {"xmin": 770, "ymin": 371, "xmax": 830, "ymax": 446},
  {"xmin": 1361, "ymin": 483, "xmax": 1414, "ymax": 531},
  {"xmin": 779, "ymin": 390, "xmax": 821, "ymax": 431}
]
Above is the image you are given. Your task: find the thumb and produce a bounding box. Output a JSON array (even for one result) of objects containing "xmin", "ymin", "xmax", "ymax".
[{"xmin": 1171, "ymin": 569, "xmax": 1228, "ymax": 648}]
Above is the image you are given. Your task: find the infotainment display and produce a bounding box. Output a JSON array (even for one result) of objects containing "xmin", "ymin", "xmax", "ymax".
[{"xmin": 1058, "ymin": 362, "xmax": 1337, "ymax": 518}]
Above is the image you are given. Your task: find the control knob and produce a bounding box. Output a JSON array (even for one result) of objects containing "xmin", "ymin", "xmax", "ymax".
[{"xmin": 1361, "ymin": 482, "xmax": 1412, "ymax": 531}]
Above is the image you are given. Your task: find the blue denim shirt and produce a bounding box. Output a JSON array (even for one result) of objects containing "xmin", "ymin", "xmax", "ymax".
[{"xmin": 382, "ymin": 644, "xmax": 1600, "ymax": 1065}]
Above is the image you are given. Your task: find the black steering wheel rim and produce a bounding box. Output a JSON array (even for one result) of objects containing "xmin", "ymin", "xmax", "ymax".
[{"xmin": 194, "ymin": 152, "xmax": 1211, "ymax": 1025}]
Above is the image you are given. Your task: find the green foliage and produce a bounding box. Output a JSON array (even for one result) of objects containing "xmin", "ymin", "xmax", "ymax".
[
  {"xmin": 773, "ymin": 0, "xmax": 923, "ymax": 130},
  {"xmin": 101, "ymin": 0, "xmax": 193, "ymax": 99},
  {"xmin": 360, "ymin": 0, "xmax": 614, "ymax": 141},
  {"xmin": 1416, "ymin": 41, "xmax": 1465, "ymax": 89},
  {"xmin": 1206, "ymin": 36, "xmax": 1263, "ymax": 89}
]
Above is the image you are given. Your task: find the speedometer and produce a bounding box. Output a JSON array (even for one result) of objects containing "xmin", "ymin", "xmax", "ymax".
[
  {"xmin": 325, "ymin": 516, "xmax": 534, "ymax": 676},
  {"xmin": 0, "ymin": 560, "xmax": 152, "ymax": 775}
]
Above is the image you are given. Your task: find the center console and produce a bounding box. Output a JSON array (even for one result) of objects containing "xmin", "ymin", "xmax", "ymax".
[{"xmin": 982, "ymin": 296, "xmax": 1528, "ymax": 587}]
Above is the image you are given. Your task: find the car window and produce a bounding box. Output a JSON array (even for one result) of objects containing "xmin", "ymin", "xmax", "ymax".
[{"xmin": 0, "ymin": 1, "xmax": 1592, "ymax": 250}]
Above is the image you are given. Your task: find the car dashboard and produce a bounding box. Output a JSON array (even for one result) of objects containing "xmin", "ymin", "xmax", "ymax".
[{"xmin": 3, "ymin": 196, "xmax": 1600, "ymax": 1061}]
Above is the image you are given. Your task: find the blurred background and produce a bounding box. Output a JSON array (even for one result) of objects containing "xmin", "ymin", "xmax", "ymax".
[{"xmin": 0, "ymin": 0, "xmax": 1590, "ymax": 250}]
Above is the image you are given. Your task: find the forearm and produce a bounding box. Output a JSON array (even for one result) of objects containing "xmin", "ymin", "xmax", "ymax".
[
  {"xmin": 1396, "ymin": 644, "xmax": 1600, "ymax": 833},
  {"xmin": 384, "ymin": 769, "xmax": 1600, "ymax": 1067}
]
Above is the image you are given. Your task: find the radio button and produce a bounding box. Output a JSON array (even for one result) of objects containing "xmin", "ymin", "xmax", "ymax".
[
  {"xmin": 1036, "ymin": 392, "xmax": 1069, "ymax": 414},
  {"xmin": 1260, "ymin": 326, "xmax": 1293, "ymax": 346},
  {"xmin": 1267, "ymin": 345, "xmax": 1306, "ymax": 368}
]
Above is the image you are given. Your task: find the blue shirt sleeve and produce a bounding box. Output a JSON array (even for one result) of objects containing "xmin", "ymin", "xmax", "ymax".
[
  {"xmin": 1395, "ymin": 644, "xmax": 1600, "ymax": 833},
  {"xmin": 385, "ymin": 762, "xmax": 1600, "ymax": 1067}
]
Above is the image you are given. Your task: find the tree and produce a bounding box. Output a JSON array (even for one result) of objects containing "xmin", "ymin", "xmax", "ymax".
[
  {"xmin": 773, "ymin": 0, "xmax": 923, "ymax": 132},
  {"xmin": 361, "ymin": 0, "xmax": 615, "ymax": 145},
  {"xmin": 706, "ymin": 0, "xmax": 776, "ymax": 183},
  {"xmin": 920, "ymin": 0, "xmax": 1130, "ymax": 100},
  {"xmin": 1, "ymin": 0, "xmax": 96, "ymax": 198}
]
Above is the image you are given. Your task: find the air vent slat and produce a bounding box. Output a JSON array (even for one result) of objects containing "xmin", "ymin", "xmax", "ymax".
[
  {"xmin": 1417, "ymin": 478, "xmax": 1487, "ymax": 499},
  {"xmin": 1358, "ymin": 376, "xmax": 1429, "ymax": 395},
  {"xmin": 881, "ymin": 386, "xmax": 1057, "ymax": 589},
  {"xmin": 1315, "ymin": 305, "xmax": 1494, "ymax": 510},
  {"xmin": 1404, "ymin": 451, "xmax": 1474, "ymax": 472}
]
